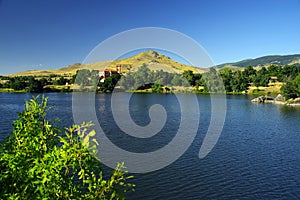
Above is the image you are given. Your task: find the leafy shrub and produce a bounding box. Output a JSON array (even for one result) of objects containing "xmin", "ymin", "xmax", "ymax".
[
  {"xmin": 281, "ymin": 75, "xmax": 300, "ymax": 99},
  {"xmin": 0, "ymin": 96, "xmax": 134, "ymax": 199},
  {"xmin": 151, "ymin": 83, "xmax": 163, "ymax": 93}
]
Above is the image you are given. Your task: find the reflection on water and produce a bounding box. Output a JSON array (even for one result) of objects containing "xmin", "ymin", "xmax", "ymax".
[
  {"xmin": 0, "ymin": 93, "xmax": 300, "ymax": 199},
  {"xmin": 278, "ymin": 104, "xmax": 300, "ymax": 114}
]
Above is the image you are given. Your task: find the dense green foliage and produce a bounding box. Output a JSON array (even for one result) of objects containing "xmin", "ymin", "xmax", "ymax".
[
  {"xmin": 118, "ymin": 64, "xmax": 190, "ymax": 91},
  {"xmin": 0, "ymin": 75, "xmax": 70, "ymax": 92},
  {"xmin": 74, "ymin": 69, "xmax": 95, "ymax": 87},
  {"xmin": 0, "ymin": 97, "xmax": 135, "ymax": 199},
  {"xmin": 104, "ymin": 63, "xmax": 300, "ymax": 96},
  {"xmin": 1, "ymin": 63, "xmax": 300, "ymax": 98},
  {"xmin": 151, "ymin": 83, "xmax": 163, "ymax": 93},
  {"xmin": 73, "ymin": 69, "xmax": 121, "ymax": 92},
  {"xmin": 98, "ymin": 74, "xmax": 121, "ymax": 93},
  {"xmin": 201, "ymin": 68, "xmax": 226, "ymax": 93},
  {"xmin": 218, "ymin": 65, "xmax": 300, "ymax": 93},
  {"xmin": 281, "ymin": 74, "xmax": 300, "ymax": 99}
]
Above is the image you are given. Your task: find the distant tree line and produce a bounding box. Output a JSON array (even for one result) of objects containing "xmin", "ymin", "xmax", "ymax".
[
  {"xmin": 117, "ymin": 64, "xmax": 194, "ymax": 93},
  {"xmin": 73, "ymin": 65, "xmax": 193, "ymax": 93},
  {"xmin": 1, "ymin": 64, "xmax": 300, "ymax": 99},
  {"xmin": 73, "ymin": 69, "xmax": 121, "ymax": 92},
  {"xmin": 0, "ymin": 75, "xmax": 72, "ymax": 93},
  {"xmin": 218, "ymin": 65, "xmax": 300, "ymax": 92},
  {"xmin": 117, "ymin": 64, "xmax": 300, "ymax": 97}
]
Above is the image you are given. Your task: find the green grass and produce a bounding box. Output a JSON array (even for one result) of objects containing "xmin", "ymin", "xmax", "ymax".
[{"xmin": 0, "ymin": 89, "xmax": 27, "ymax": 93}]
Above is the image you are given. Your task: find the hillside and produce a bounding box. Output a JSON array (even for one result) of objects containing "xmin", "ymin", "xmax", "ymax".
[
  {"xmin": 10, "ymin": 51, "xmax": 300, "ymax": 77},
  {"xmin": 217, "ymin": 54, "xmax": 300, "ymax": 69},
  {"xmin": 112, "ymin": 50, "xmax": 207, "ymax": 73},
  {"xmin": 9, "ymin": 50, "xmax": 206, "ymax": 77}
]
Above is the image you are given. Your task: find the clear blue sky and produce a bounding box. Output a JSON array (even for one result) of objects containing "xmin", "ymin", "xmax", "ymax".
[{"xmin": 1, "ymin": 0, "xmax": 300, "ymax": 75}]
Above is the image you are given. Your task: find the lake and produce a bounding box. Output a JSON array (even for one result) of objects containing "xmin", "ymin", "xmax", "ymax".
[{"xmin": 1, "ymin": 92, "xmax": 300, "ymax": 199}]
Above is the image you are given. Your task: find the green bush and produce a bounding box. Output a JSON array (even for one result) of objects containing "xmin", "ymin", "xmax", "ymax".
[
  {"xmin": 0, "ymin": 96, "xmax": 134, "ymax": 199},
  {"xmin": 151, "ymin": 83, "xmax": 163, "ymax": 93},
  {"xmin": 281, "ymin": 75, "xmax": 300, "ymax": 99}
]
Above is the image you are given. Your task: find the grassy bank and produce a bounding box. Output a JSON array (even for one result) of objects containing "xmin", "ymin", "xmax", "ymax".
[
  {"xmin": 247, "ymin": 82, "xmax": 283, "ymax": 95},
  {"xmin": 0, "ymin": 88, "xmax": 27, "ymax": 93},
  {"xmin": 0, "ymin": 82, "xmax": 285, "ymax": 96}
]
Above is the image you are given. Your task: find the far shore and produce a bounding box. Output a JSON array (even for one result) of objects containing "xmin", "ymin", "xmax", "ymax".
[
  {"xmin": 0, "ymin": 87, "xmax": 272, "ymax": 95},
  {"xmin": 2, "ymin": 86, "xmax": 300, "ymax": 107},
  {"xmin": 0, "ymin": 86, "xmax": 283, "ymax": 96}
]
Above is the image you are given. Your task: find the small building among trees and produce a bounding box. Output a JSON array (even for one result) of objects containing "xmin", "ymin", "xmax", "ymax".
[
  {"xmin": 99, "ymin": 65, "xmax": 122, "ymax": 82},
  {"xmin": 269, "ymin": 76, "xmax": 278, "ymax": 83}
]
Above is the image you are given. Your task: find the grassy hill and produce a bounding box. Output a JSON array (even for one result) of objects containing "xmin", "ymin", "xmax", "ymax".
[
  {"xmin": 217, "ymin": 54, "xmax": 300, "ymax": 69},
  {"xmin": 9, "ymin": 51, "xmax": 300, "ymax": 77},
  {"xmin": 112, "ymin": 50, "xmax": 207, "ymax": 73},
  {"xmin": 9, "ymin": 50, "xmax": 206, "ymax": 77}
]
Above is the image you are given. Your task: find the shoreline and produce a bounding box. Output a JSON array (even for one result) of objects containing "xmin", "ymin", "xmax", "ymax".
[
  {"xmin": 0, "ymin": 87, "xmax": 280, "ymax": 95},
  {"xmin": 251, "ymin": 95, "xmax": 300, "ymax": 106}
]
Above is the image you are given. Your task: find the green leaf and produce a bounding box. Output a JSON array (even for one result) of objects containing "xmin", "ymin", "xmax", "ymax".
[{"xmin": 88, "ymin": 130, "xmax": 96, "ymax": 137}]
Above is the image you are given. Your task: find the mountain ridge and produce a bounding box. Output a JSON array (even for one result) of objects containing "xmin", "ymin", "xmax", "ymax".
[
  {"xmin": 9, "ymin": 50, "xmax": 206, "ymax": 77},
  {"xmin": 8, "ymin": 51, "xmax": 300, "ymax": 77},
  {"xmin": 216, "ymin": 54, "xmax": 300, "ymax": 68}
]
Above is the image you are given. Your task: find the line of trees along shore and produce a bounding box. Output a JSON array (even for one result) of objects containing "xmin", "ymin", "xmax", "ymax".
[
  {"xmin": 0, "ymin": 74, "xmax": 74, "ymax": 93},
  {"xmin": 1, "ymin": 64, "xmax": 300, "ymax": 99},
  {"xmin": 104, "ymin": 64, "xmax": 300, "ymax": 98}
]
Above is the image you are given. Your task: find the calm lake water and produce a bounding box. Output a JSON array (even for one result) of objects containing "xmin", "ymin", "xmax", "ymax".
[{"xmin": 1, "ymin": 92, "xmax": 300, "ymax": 199}]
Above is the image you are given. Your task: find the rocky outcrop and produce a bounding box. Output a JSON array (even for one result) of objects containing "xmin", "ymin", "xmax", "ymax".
[
  {"xmin": 251, "ymin": 96, "xmax": 275, "ymax": 103},
  {"xmin": 274, "ymin": 94, "xmax": 284, "ymax": 102},
  {"xmin": 251, "ymin": 94, "xmax": 300, "ymax": 105},
  {"xmin": 251, "ymin": 96, "xmax": 266, "ymax": 103}
]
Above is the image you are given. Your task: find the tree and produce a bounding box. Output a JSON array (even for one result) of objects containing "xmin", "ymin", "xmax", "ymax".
[
  {"xmin": 2, "ymin": 81, "xmax": 10, "ymax": 88},
  {"xmin": 133, "ymin": 64, "xmax": 152, "ymax": 89},
  {"xmin": 39, "ymin": 78, "xmax": 49, "ymax": 86},
  {"xmin": 54, "ymin": 76, "xmax": 68, "ymax": 85},
  {"xmin": 98, "ymin": 74, "xmax": 121, "ymax": 92},
  {"xmin": 118, "ymin": 64, "xmax": 160, "ymax": 90},
  {"xmin": 182, "ymin": 70, "xmax": 195, "ymax": 86},
  {"xmin": 201, "ymin": 68, "xmax": 225, "ymax": 93},
  {"xmin": 267, "ymin": 65, "xmax": 282, "ymax": 76},
  {"xmin": 28, "ymin": 77, "xmax": 43, "ymax": 93},
  {"xmin": 281, "ymin": 81, "xmax": 297, "ymax": 99},
  {"xmin": 230, "ymin": 71, "xmax": 248, "ymax": 92},
  {"xmin": 243, "ymin": 66, "xmax": 256, "ymax": 83},
  {"xmin": 294, "ymin": 74, "xmax": 300, "ymax": 95},
  {"xmin": 252, "ymin": 67, "xmax": 269, "ymax": 87},
  {"xmin": 75, "ymin": 69, "xmax": 90, "ymax": 87},
  {"xmin": 151, "ymin": 83, "xmax": 163, "ymax": 93},
  {"xmin": 181, "ymin": 70, "xmax": 202, "ymax": 86},
  {"xmin": 70, "ymin": 74, "xmax": 77, "ymax": 84},
  {"xmin": 118, "ymin": 72, "xmax": 134, "ymax": 90},
  {"xmin": 282, "ymin": 64, "xmax": 300, "ymax": 80},
  {"xmin": 171, "ymin": 74, "xmax": 182, "ymax": 86},
  {"xmin": 243, "ymin": 66, "xmax": 256, "ymax": 77},
  {"xmin": 90, "ymin": 70, "xmax": 100, "ymax": 88},
  {"xmin": 193, "ymin": 73, "xmax": 202, "ymax": 86},
  {"xmin": 281, "ymin": 74, "xmax": 300, "ymax": 99},
  {"xmin": 9, "ymin": 77, "xmax": 27, "ymax": 90},
  {"xmin": 0, "ymin": 97, "xmax": 135, "ymax": 199},
  {"xmin": 220, "ymin": 68, "xmax": 233, "ymax": 92}
]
